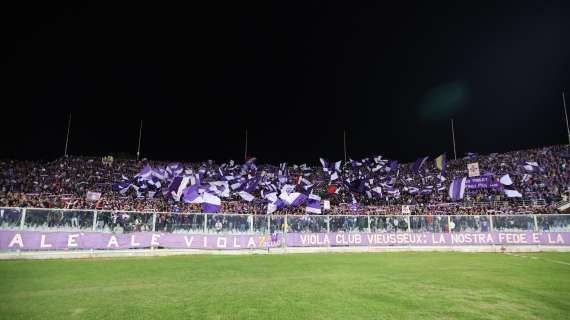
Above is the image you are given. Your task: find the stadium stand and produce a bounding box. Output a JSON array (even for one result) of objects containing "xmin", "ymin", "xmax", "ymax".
[{"xmin": 1, "ymin": 145, "xmax": 568, "ymax": 215}]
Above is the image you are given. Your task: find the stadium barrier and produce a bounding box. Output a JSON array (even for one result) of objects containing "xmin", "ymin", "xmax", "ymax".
[{"xmin": 1, "ymin": 207, "xmax": 570, "ymax": 255}]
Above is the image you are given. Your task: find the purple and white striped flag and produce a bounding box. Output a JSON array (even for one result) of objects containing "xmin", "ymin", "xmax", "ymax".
[
  {"xmin": 448, "ymin": 177, "xmax": 467, "ymax": 201},
  {"xmin": 305, "ymin": 194, "xmax": 321, "ymax": 214},
  {"xmin": 201, "ymin": 192, "xmax": 221, "ymax": 213},
  {"xmin": 183, "ymin": 185, "xmax": 203, "ymax": 203},
  {"xmin": 238, "ymin": 191, "xmax": 255, "ymax": 202}
]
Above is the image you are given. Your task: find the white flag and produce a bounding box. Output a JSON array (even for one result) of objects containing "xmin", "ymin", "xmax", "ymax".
[{"xmin": 499, "ymin": 174, "xmax": 513, "ymax": 186}]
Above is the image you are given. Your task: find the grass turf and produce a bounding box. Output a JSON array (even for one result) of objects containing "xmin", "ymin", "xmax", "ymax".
[{"xmin": 0, "ymin": 252, "xmax": 569, "ymax": 319}]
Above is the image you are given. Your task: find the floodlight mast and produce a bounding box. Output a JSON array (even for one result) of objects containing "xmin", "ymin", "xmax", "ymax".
[
  {"xmin": 64, "ymin": 113, "xmax": 72, "ymax": 157},
  {"xmin": 562, "ymin": 91, "xmax": 570, "ymax": 144}
]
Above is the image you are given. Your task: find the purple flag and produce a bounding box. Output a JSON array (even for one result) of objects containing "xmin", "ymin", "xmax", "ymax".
[
  {"xmin": 183, "ymin": 185, "xmax": 202, "ymax": 203},
  {"xmin": 388, "ymin": 160, "xmax": 398, "ymax": 172},
  {"xmin": 136, "ymin": 165, "xmax": 153, "ymax": 180},
  {"xmin": 412, "ymin": 157, "xmax": 428, "ymax": 173},
  {"xmin": 305, "ymin": 194, "xmax": 321, "ymax": 214},
  {"xmin": 448, "ymin": 177, "xmax": 466, "ymax": 201},
  {"xmin": 201, "ymin": 192, "xmax": 221, "ymax": 213}
]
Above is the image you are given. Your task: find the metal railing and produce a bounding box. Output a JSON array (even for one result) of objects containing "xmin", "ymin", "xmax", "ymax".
[{"xmin": 2, "ymin": 207, "xmax": 569, "ymax": 235}]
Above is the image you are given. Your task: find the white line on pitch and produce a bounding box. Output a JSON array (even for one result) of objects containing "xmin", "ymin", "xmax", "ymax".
[
  {"xmin": 507, "ymin": 253, "xmax": 570, "ymax": 266},
  {"xmin": 540, "ymin": 257, "xmax": 570, "ymax": 266}
]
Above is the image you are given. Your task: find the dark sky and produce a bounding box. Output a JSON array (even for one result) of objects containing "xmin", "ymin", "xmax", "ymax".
[{"xmin": 1, "ymin": 1, "xmax": 569, "ymax": 164}]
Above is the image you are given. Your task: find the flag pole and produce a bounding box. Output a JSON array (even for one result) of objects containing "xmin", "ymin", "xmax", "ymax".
[
  {"xmin": 562, "ymin": 91, "xmax": 570, "ymax": 144},
  {"xmin": 244, "ymin": 129, "xmax": 248, "ymax": 161},
  {"xmin": 451, "ymin": 118, "xmax": 457, "ymax": 160},
  {"xmin": 64, "ymin": 113, "xmax": 71, "ymax": 157},
  {"xmin": 343, "ymin": 130, "xmax": 347, "ymax": 163},
  {"xmin": 136, "ymin": 120, "xmax": 143, "ymax": 161}
]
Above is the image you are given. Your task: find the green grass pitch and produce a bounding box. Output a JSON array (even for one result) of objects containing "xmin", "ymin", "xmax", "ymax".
[{"xmin": 1, "ymin": 252, "xmax": 569, "ymax": 319}]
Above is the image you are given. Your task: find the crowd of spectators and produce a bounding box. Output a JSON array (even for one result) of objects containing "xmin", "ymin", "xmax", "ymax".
[{"xmin": 1, "ymin": 144, "xmax": 569, "ymax": 216}]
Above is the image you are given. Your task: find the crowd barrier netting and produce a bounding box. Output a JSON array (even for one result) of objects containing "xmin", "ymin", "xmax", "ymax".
[{"xmin": 1, "ymin": 207, "xmax": 570, "ymax": 251}]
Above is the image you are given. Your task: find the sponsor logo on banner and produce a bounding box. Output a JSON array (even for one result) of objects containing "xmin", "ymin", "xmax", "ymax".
[{"xmin": 467, "ymin": 162, "xmax": 480, "ymax": 177}]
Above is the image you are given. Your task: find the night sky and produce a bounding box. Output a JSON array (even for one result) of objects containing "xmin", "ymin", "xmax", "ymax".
[{"xmin": 1, "ymin": 1, "xmax": 569, "ymax": 164}]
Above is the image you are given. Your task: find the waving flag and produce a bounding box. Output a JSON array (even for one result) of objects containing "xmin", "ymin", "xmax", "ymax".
[
  {"xmin": 407, "ymin": 186, "xmax": 419, "ymax": 194},
  {"xmin": 499, "ymin": 174, "xmax": 513, "ymax": 186},
  {"xmin": 388, "ymin": 160, "xmax": 398, "ymax": 172},
  {"xmin": 146, "ymin": 177, "xmax": 161, "ymax": 189},
  {"xmin": 264, "ymin": 191, "xmax": 278, "ymax": 202},
  {"xmin": 504, "ymin": 189, "xmax": 522, "ymax": 198},
  {"xmin": 168, "ymin": 176, "xmax": 190, "ymax": 201},
  {"xmin": 350, "ymin": 159, "xmax": 362, "ymax": 167},
  {"xmin": 319, "ymin": 158, "xmax": 329, "ymax": 172},
  {"xmin": 371, "ymin": 186, "xmax": 382, "ymax": 197},
  {"xmin": 330, "ymin": 172, "xmax": 339, "ymax": 181},
  {"xmin": 238, "ymin": 191, "xmax": 255, "ymax": 202},
  {"xmin": 386, "ymin": 186, "xmax": 400, "ymax": 196},
  {"xmin": 279, "ymin": 162, "xmax": 288, "ymax": 176},
  {"xmin": 113, "ymin": 182, "xmax": 131, "ymax": 194},
  {"xmin": 464, "ymin": 152, "xmax": 478, "ymax": 160},
  {"xmin": 201, "ymin": 192, "xmax": 221, "ymax": 213},
  {"xmin": 523, "ymin": 161, "xmax": 539, "ymax": 172},
  {"xmin": 183, "ymin": 186, "xmax": 203, "ymax": 204},
  {"xmin": 267, "ymin": 199, "xmax": 284, "ymax": 214},
  {"xmin": 371, "ymin": 164, "xmax": 383, "ymax": 173},
  {"xmin": 152, "ymin": 168, "xmax": 167, "ymax": 180},
  {"xmin": 334, "ymin": 161, "xmax": 342, "ymax": 172},
  {"xmin": 209, "ymin": 181, "xmax": 230, "ymax": 198},
  {"xmin": 448, "ymin": 177, "xmax": 467, "ymax": 201},
  {"xmin": 435, "ymin": 153, "xmax": 446, "ymax": 175},
  {"xmin": 166, "ymin": 163, "xmax": 183, "ymax": 177},
  {"xmin": 265, "ymin": 192, "xmax": 285, "ymax": 214},
  {"xmin": 412, "ymin": 157, "xmax": 429, "ymax": 173},
  {"xmin": 280, "ymin": 192, "xmax": 306, "ymax": 206},
  {"xmin": 135, "ymin": 165, "xmax": 153, "ymax": 180},
  {"xmin": 243, "ymin": 176, "xmax": 260, "ymax": 193},
  {"xmin": 305, "ymin": 194, "xmax": 322, "ymax": 214},
  {"xmin": 267, "ymin": 203, "xmax": 278, "ymax": 214},
  {"xmin": 280, "ymin": 192, "xmax": 295, "ymax": 205},
  {"xmin": 262, "ymin": 182, "xmax": 279, "ymax": 193}
]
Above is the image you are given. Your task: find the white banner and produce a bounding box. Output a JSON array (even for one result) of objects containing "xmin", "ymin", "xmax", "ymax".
[
  {"xmin": 467, "ymin": 162, "xmax": 480, "ymax": 177},
  {"xmin": 323, "ymin": 200, "xmax": 331, "ymax": 210},
  {"xmin": 401, "ymin": 205, "xmax": 411, "ymax": 214},
  {"xmin": 86, "ymin": 191, "xmax": 102, "ymax": 201}
]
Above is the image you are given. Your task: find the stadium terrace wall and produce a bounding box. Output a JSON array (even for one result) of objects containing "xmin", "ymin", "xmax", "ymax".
[{"xmin": 1, "ymin": 208, "xmax": 570, "ymax": 258}]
